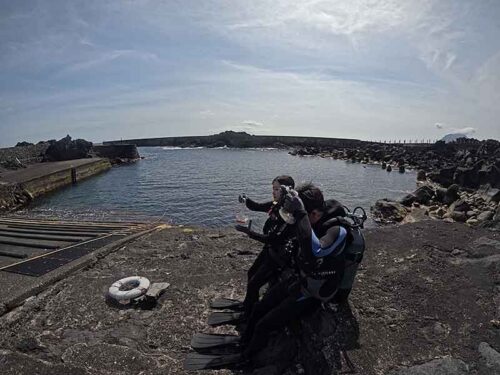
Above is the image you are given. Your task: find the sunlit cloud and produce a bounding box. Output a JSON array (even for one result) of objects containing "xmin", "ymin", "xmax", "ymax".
[{"xmin": 0, "ymin": 0, "xmax": 499, "ymax": 146}]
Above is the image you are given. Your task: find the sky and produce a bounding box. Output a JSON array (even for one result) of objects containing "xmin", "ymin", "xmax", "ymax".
[{"xmin": 0, "ymin": 0, "xmax": 499, "ymax": 147}]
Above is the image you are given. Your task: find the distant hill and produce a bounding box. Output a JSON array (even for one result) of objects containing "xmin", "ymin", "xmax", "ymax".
[{"xmin": 441, "ymin": 133, "xmax": 468, "ymax": 143}]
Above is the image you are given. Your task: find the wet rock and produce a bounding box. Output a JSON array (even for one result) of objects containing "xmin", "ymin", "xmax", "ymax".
[
  {"xmin": 386, "ymin": 165, "xmax": 393, "ymax": 172},
  {"xmin": 372, "ymin": 199, "xmax": 408, "ymax": 223},
  {"xmin": 387, "ymin": 357, "xmax": 469, "ymax": 375}
]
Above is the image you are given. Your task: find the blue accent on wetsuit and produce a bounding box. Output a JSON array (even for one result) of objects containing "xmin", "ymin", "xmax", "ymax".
[{"xmin": 311, "ymin": 226, "xmax": 347, "ymax": 257}]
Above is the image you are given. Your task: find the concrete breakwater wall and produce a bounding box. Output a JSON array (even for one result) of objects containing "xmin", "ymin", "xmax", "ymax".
[
  {"xmin": 21, "ymin": 158, "xmax": 112, "ymax": 198},
  {"xmin": 103, "ymin": 131, "xmax": 365, "ymax": 149},
  {"xmin": 93, "ymin": 144, "xmax": 140, "ymax": 160},
  {"xmin": 0, "ymin": 158, "xmax": 111, "ymax": 212}
]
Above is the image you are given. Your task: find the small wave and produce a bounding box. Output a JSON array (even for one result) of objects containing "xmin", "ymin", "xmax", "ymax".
[{"xmin": 161, "ymin": 146, "xmax": 204, "ymax": 150}]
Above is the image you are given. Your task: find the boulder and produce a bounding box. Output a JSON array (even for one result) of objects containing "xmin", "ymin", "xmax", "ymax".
[
  {"xmin": 478, "ymin": 184, "xmax": 500, "ymax": 203},
  {"xmin": 413, "ymin": 185, "xmax": 435, "ymax": 205},
  {"xmin": 450, "ymin": 211, "xmax": 467, "ymax": 222},
  {"xmin": 449, "ymin": 199, "xmax": 471, "ymax": 213},
  {"xmin": 43, "ymin": 135, "xmax": 93, "ymax": 162},
  {"xmin": 477, "ymin": 211, "xmax": 494, "ymax": 222},
  {"xmin": 453, "ymin": 162, "xmax": 482, "ymax": 189},
  {"xmin": 372, "ymin": 199, "xmax": 408, "ymax": 223},
  {"xmin": 478, "ymin": 164, "xmax": 500, "ymax": 188},
  {"xmin": 428, "ymin": 166, "xmax": 456, "ymax": 187},
  {"xmin": 400, "ymin": 194, "xmax": 416, "ymax": 207},
  {"xmin": 386, "ymin": 165, "xmax": 392, "ymax": 172},
  {"xmin": 443, "ymin": 184, "xmax": 460, "ymax": 205},
  {"xmin": 478, "ymin": 342, "xmax": 500, "ymax": 374}
]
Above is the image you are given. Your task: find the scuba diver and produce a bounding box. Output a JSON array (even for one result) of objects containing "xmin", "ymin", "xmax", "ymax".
[
  {"xmin": 211, "ymin": 175, "xmax": 296, "ymax": 317},
  {"xmin": 185, "ymin": 183, "xmax": 366, "ymax": 370}
]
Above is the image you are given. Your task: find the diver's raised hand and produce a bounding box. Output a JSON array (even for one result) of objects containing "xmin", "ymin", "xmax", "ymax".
[
  {"xmin": 283, "ymin": 190, "xmax": 304, "ymax": 214},
  {"xmin": 235, "ymin": 220, "xmax": 252, "ymax": 235}
]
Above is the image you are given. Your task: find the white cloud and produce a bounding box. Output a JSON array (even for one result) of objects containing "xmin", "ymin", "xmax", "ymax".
[
  {"xmin": 451, "ymin": 126, "xmax": 476, "ymax": 135},
  {"xmin": 241, "ymin": 120, "xmax": 264, "ymax": 128}
]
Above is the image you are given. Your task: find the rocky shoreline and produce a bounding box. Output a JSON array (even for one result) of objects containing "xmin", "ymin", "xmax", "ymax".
[{"xmin": 289, "ymin": 138, "xmax": 500, "ymax": 229}]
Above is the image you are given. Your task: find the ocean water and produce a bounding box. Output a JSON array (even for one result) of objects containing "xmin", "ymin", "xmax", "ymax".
[{"xmin": 12, "ymin": 148, "xmax": 417, "ymax": 228}]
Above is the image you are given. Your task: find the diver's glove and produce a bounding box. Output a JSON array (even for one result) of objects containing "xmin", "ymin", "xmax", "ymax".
[
  {"xmin": 283, "ymin": 190, "xmax": 305, "ymax": 215},
  {"xmin": 238, "ymin": 194, "xmax": 247, "ymax": 204},
  {"xmin": 235, "ymin": 220, "xmax": 252, "ymax": 235}
]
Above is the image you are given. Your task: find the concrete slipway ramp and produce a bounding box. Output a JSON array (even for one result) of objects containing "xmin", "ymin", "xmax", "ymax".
[{"xmin": 0, "ymin": 216, "xmax": 162, "ymax": 316}]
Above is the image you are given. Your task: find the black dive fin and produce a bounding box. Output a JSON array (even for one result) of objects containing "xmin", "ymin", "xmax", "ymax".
[
  {"xmin": 207, "ymin": 311, "xmax": 245, "ymax": 327},
  {"xmin": 210, "ymin": 298, "xmax": 244, "ymax": 311},
  {"xmin": 191, "ymin": 333, "xmax": 241, "ymax": 353},
  {"xmin": 183, "ymin": 352, "xmax": 242, "ymax": 370}
]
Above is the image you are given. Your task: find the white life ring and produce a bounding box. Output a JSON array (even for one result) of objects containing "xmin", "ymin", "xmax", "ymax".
[{"xmin": 108, "ymin": 276, "xmax": 150, "ymax": 301}]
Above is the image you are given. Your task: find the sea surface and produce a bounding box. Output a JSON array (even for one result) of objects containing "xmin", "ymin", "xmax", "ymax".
[{"xmin": 12, "ymin": 147, "xmax": 417, "ymax": 228}]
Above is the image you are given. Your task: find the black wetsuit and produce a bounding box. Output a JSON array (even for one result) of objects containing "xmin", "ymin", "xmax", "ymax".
[
  {"xmin": 241, "ymin": 198, "xmax": 296, "ymax": 315},
  {"xmin": 242, "ymin": 199, "xmax": 348, "ymax": 358}
]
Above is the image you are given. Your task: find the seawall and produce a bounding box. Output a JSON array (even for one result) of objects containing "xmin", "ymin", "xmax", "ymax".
[
  {"xmin": 92, "ymin": 144, "xmax": 140, "ymax": 160},
  {"xmin": 103, "ymin": 133, "xmax": 366, "ymax": 148},
  {"xmin": 0, "ymin": 158, "xmax": 111, "ymax": 212}
]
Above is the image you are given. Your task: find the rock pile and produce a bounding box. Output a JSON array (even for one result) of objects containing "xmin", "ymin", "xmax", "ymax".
[
  {"xmin": 0, "ymin": 184, "xmax": 32, "ymax": 212},
  {"xmin": 291, "ymin": 138, "xmax": 500, "ymax": 191},
  {"xmin": 372, "ymin": 182, "xmax": 500, "ymax": 227},
  {"xmin": 42, "ymin": 135, "xmax": 93, "ymax": 162}
]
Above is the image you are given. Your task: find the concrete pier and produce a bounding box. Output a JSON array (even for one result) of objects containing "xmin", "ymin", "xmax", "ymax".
[{"xmin": 0, "ymin": 158, "xmax": 111, "ymax": 198}]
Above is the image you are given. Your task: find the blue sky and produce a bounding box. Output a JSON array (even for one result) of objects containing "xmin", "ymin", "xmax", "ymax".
[{"xmin": 1, "ymin": 0, "xmax": 499, "ymax": 147}]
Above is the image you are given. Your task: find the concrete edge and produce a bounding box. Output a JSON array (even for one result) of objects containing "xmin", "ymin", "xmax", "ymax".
[
  {"xmin": 0, "ymin": 225, "xmax": 166, "ymax": 317},
  {"xmin": 19, "ymin": 158, "xmax": 110, "ymax": 185}
]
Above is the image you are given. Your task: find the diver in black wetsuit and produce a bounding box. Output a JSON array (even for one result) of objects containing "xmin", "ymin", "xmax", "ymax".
[
  {"xmin": 240, "ymin": 183, "xmax": 353, "ymax": 360},
  {"xmin": 235, "ymin": 175, "xmax": 296, "ymax": 316}
]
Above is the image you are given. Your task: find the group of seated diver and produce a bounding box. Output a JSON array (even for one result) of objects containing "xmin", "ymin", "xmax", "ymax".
[{"xmin": 230, "ymin": 175, "xmax": 366, "ymax": 364}]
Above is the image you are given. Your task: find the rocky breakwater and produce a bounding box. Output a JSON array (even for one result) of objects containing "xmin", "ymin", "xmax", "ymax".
[
  {"xmin": 372, "ymin": 182, "xmax": 500, "ymax": 228},
  {"xmin": 291, "ymin": 138, "xmax": 499, "ymax": 188}
]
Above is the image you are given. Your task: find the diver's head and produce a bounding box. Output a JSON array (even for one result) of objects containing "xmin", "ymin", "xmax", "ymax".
[
  {"xmin": 272, "ymin": 175, "xmax": 295, "ymax": 202},
  {"xmin": 296, "ymin": 182, "xmax": 325, "ymax": 225}
]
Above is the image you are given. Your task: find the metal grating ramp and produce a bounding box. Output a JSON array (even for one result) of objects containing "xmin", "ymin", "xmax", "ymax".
[{"xmin": 0, "ymin": 218, "xmax": 147, "ymax": 276}]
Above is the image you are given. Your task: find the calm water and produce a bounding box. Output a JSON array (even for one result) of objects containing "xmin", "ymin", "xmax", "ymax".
[{"xmin": 12, "ymin": 148, "xmax": 417, "ymax": 228}]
